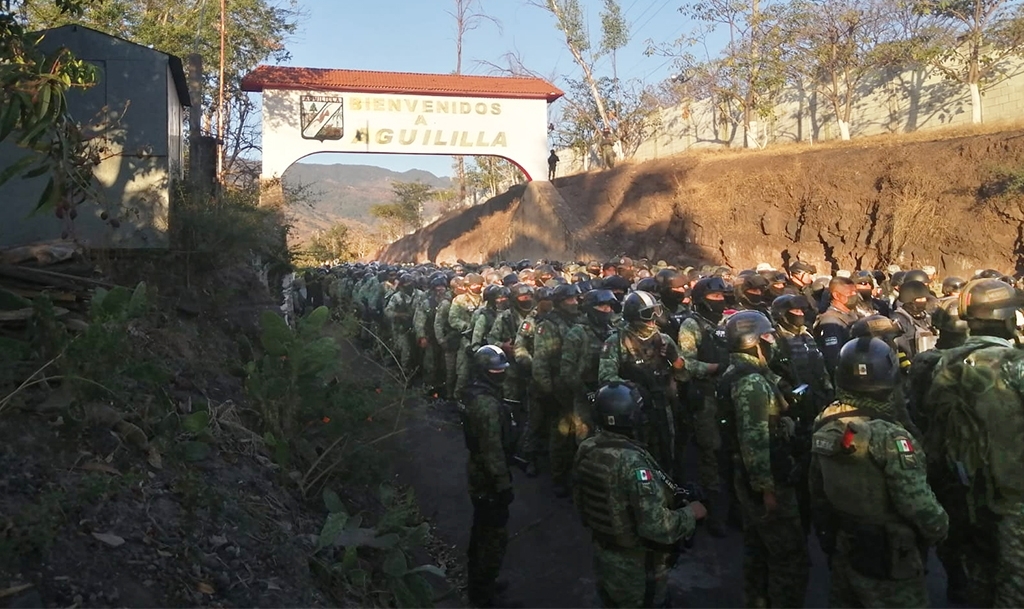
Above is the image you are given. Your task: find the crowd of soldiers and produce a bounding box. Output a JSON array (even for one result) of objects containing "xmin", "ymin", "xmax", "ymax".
[{"xmin": 320, "ymin": 256, "xmax": 1024, "ymax": 609}]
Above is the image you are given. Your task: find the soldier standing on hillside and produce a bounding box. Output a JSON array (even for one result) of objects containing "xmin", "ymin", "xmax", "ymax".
[
  {"xmin": 548, "ymin": 149, "xmax": 560, "ymax": 180},
  {"xmin": 600, "ymin": 129, "xmax": 618, "ymax": 169}
]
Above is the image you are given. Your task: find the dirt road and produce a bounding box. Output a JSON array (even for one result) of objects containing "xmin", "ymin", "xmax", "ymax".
[{"xmin": 392, "ymin": 399, "xmax": 956, "ymax": 608}]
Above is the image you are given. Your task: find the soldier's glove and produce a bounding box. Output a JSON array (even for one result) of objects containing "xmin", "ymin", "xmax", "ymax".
[{"xmin": 496, "ymin": 487, "xmax": 514, "ymax": 506}]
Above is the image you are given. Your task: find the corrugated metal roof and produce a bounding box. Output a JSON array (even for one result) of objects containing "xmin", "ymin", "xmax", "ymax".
[{"xmin": 241, "ymin": 65, "xmax": 563, "ymax": 102}]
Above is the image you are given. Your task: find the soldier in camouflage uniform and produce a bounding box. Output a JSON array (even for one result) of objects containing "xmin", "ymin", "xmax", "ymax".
[
  {"xmin": 414, "ymin": 275, "xmax": 449, "ymax": 395},
  {"xmin": 562, "ymin": 289, "xmax": 620, "ymax": 442},
  {"xmin": 573, "ymin": 382, "xmax": 707, "ymax": 608},
  {"xmin": 450, "ymin": 273, "xmax": 484, "ymax": 401},
  {"xmin": 599, "ymin": 291, "xmax": 687, "ymax": 482},
  {"xmin": 675, "ymin": 276, "xmax": 728, "ymax": 533},
  {"xmin": 435, "ymin": 276, "xmax": 466, "ymax": 401},
  {"xmin": 533, "ymin": 283, "xmax": 583, "ymax": 497},
  {"xmin": 810, "ymin": 337, "xmax": 949, "ymax": 608},
  {"xmin": 461, "ymin": 346, "xmax": 517, "ymax": 608},
  {"xmin": 470, "ymin": 285, "xmax": 510, "ymax": 352},
  {"xmin": 922, "ymin": 278, "xmax": 1024, "ymax": 608},
  {"xmin": 383, "ymin": 273, "xmax": 417, "ymax": 373},
  {"xmin": 719, "ymin": 310, "xmax": 809, "ymax": 608},
  {"xmin": 515, "ymin": 287, "xmax": 554, "ymax": 477},
  {"xmin": 488, "ymin": 283, "xmax": 536, "ymax": 453}
]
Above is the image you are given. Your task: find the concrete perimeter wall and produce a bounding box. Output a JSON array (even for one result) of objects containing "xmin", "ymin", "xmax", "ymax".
[{"xmin": 555, "ymin": 58, "xmax": 1024, "ymax": 175}]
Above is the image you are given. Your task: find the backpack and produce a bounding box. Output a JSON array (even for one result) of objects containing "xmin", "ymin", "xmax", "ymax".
[{"xmin": 925, "ymin": 342, "xmax": 1024, "ymax": 516}]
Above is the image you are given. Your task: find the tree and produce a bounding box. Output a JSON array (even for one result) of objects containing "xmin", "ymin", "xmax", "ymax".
[
  {"xmin": 664, "ymin": 0, "xmax": 792, "ymax": 148},
  {"xmin": 465, "ymin": 157, "xmax": 524, "ymax": 200},
  {"xmin": 369, "ymin": 181, "xmax": 435, "ymax": 241},
  {"xmin": 0, "ymin": 0, "xmax": 101, "ymax": 217},
  {"xmin": 306, "ymin": 222, "xmax": 351, "ymax": 262},
  {"xmin": 447, "ymin": 0, "xmax": 500, "ymax": 207},
  {"xmin": 788, "ymin": 0, "xmax": 895, "ymax": 140},
  {"xmin": 21, "ymin": 0, "xmax": 302, "ymax": 183},
  {"xmin": 912, "ymin": 0, "xmax": 1024, "ymax": 123},
  {"xmin": 554, "ymin": 76, "xmax": 661, "ymax": 159}
]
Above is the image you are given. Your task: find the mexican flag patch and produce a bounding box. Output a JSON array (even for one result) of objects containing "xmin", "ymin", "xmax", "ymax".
[
  {"xmin": 636, "ymin": 469, "xmax": 653, "ymax": 482},
  {"xmin": 895, "ymin": 437, "xmax": 914, "ymax": 454}
]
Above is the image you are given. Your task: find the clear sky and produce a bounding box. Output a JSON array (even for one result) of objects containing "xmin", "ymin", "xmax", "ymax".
[{"xmin": 271, "ymin": 0, "xmax": 695, "ymax": 177}]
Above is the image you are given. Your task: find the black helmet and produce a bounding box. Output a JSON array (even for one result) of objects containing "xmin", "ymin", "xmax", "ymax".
[
  {"xmin": 502, "ymin": 273, "xmax": 520, "ymax": 287},
  {"xmin": 636, "ymin": 277, "xmax": 658, "ymax": 293},
  {"xmin": 515, "ymin": 258, "xmax": 532, "ymax": 271},
  {"xmin": 891, "ymin": 271, "xmax": 907, "ymax": 289},
  {"xmin": 483, "ymin": 284, "xmax": 510, "ymax": 307},
  {"xmin": 601, "ymin": 274, "xmax": 631, "ymax": 295},
  {"xmin": 534, "ymin": 264, "xmax": 556, "ymax": 284},
  {"xmin": 551, "ymin": 283, "xmax": 581, "ymax": 303},
  {"xmin": 536, "ymin": 286, "xmax": 554, "ymax": 302},
  {"xmin": 770, "ymin": 294, "xmax": 809, "ymax": 329},
  {"xmin": 835, "ymin": 337, "xmax": 898, "ymax": 395},
  {"xmin": 654, "ymin": 268, "xmax": 685, "ymax": 290},
  {"xmin": 958, "ymin": 278, "xmax": 1022, "ymax": 321},
  {"xmin": 975, "ymin": 268, "xmax": 1003, "ymax": 279},
  {"xmin": 853, "ymin": 270, "xmax": 876, "ymax": 288},
  {"xmin": 397, "ymin": 272, "xmax": 416, "ymax": 287},
  {"xmin": 897, "ymin": 280, "xmax": 931, "ymax": 304},
  {"xmin": 473, "ymin": 345, "xmax": 509, "ymax": 379},
  {"xmin": 941, "ymin": 276, "xmax": 966, "ymax": 296},
  {"xmin": 725, "ymin": 310, "xmax": 774, "ymax": 352},
  {"xmin": 622, "ymin": 291, "xmax": 662, "ymax": 323},
  {"xmin": 849, "ymin": 314, "xmax": 902, "ymax": 341},
  {"xmin": 904, "ymin": 269, "xmax": 930, "ymax": 285},
  {"xmin": 692, "ymin": 276, "xmax": 731, "ymax": 319},
  {"xmin": 593, "ymin": 381, "xmax": 643, "ymax": 431},
  {"xmin": 582, "ymin": 288, "xmax": 620, "ymax": 327},
  {"xmin": 735, "ymin": 274, "xmax": 770, "ymax": 308}
]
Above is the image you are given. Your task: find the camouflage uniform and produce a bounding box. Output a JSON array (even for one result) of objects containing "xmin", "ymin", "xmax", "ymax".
[
  {"xmin": 573, "ymin": 429, "xmax": 698, "ymax": 608},
  {"xmin": 489, "ymin": 308, "xmax": 531, "ymax": 446},
  {"xmin": 514, "ymin": 312, "xmax": 546, "ymax": 468},
  {"xmin": 809, "ymin": 390, "xmax": 949, "ymax": 608},
  {"xmin": 461, "ymin": 374, "xmax": 515, "ymax": 606},
  {"xmin": 598, "ymin": 325, "xmax": 684, "ymax": 481},
  {"xmin": 561, "ymin": 319, "xmax": 610, "ymax": 442},
  {"xmin": 384, "ymin": 289, "xmax": 415, "ymax": 372},
  {"xmin": 433, "ymin": 295, "xmax": 459, "ymax": 400},
  {"xmin": 448, "ymin": 292, "xmax": 481, "ymax": 400},
  {"xmin": 923, "ymin": 335, "xmax": 1024, "ymax": 608},
  {"xmin": 533, "ymin": 310, "xmax": 578, "ymax": 485},
  {"xmin": 723, "ymin": 352, "xmax": 809, "ymax": 608},
  {"xmin": 413, "ymin": 290, "xmax": 447, "ymax": 392},
  {"xmin": 675, "ymin": 315, "xmax": 725, "ymax": 511}
]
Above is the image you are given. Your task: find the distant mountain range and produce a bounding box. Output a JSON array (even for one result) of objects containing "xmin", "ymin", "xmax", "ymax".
[{"xmin": 281, "ymin": 163, "xmax": 452, "ymax": 243}]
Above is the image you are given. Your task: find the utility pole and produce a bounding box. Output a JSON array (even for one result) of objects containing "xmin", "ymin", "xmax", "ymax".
[{"xmin": 217, "ymin": 0, "xmax": 226, "ymax": 181}]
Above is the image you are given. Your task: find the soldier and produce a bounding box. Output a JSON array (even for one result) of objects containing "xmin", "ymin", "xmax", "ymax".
[
  {"xmin": 489, "ymin": 283, "xmax": 536, "ymax": 451},
  {"xmin": 852, "ymin": 270, "xmax": 891, "ymax": 317},
  {"xmin": 599, "ymin": 291, "xmax": 687, "ymax": 482},
  {"xmin": 734, "ymin": 273, "xmax": 771, "ymax": 315},
  {"xmin": 414, "ymin": 275, "xmax": 449, "ymax": 396},
  {"xmin": 435, "ymin": 276, "xmax": 466, "ymax": 401},
  {"xmin": 809, "ymin": 337, "xmax": 949, "ymax": 608},
  {"xmin": 932, "ymin": 276, "xmax": 967, "ymax": 349},
  {"xmin": 461, "ymin": 346, "xmax": 517, "ymax": 608},
  {"xmin": 562, "ymin": 289, "xmax": 620, "ymax": 442},
  {"xmin": 515, "ymin": 287, "xmax": 554, "ymax": 477},
  {"xmin": 768, "ymin": 294, "xmax": 834, "ymax": 533},
  {"xmin": 471, "ymin": 285, "xmax": 510, "ymax": 352},
  {"xmin": 533, "ymin": 283, "xmax": 583, "ymax": 497},
  {"xmin": 572, "ymin": 382, "xmax": 707, "ymax": 608},
  {"xmin": 891, "ymin": 280, "xmax": 937, "ymax": 360},
  {"xmin": 383, "ymin": 273, "xmax": 417, "ymax": 373},
  {"xmin": 599, "ymin": 128, "xmax": 618, "ymax": 169},
  {"xmin": 675, "ymin": 277, "xmax": 729, "ymax": 534},
  {"xmin": 813, "ymin": 277, "xmax": 863, "ymax": 376},
  {"xmin": 922, "ymin": 278, "xmax": 1024, "ymax": 608},
  {"xmin": 450, "ymin": 273, "xmax": 484, "ymax": 401},
  {"xmin": 719, "ymin": 310, "xmax": 809, "ymax": 608}
]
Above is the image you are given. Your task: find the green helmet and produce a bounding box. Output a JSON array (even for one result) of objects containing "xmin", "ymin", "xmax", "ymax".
[
  {"xmin": 594, "ymin": 382, "xmax": 643, "ymax": 431},
  {"xmin": 958, "ymin": 278, "xmax": 1021, "ymax": 321}
]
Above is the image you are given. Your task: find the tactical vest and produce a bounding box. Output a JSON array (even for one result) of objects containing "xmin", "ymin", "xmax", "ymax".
[
  {"xmin": 475, "ymin": 307, "xmax": 498, "ymax": 345},
  {"xmin": 618, "ymin": 330, "xmax": 672, "ymax": 401},
  {"xmin": 775, "ymin": 332, "xmax": 831, "ymax": 420},
  {"xmin": 693, "ymin": 315, "xmax": 730, "ymax": 367},
  {"xmin": 462, "ymin": 381, "xmax": 515, "ymax": 465},
  {"xmin": 575, "ymin": 434, "xmax": 666, "ymax": 549},
  {"xmin": 423, "ymin": 294, "xmax": 439, "ymax": 341},
  {"xmin": 580, "ymin": 323, "xmax": 609, "ymax": 390},
  {"xmin": 926, "ymin": 342, "xmax": 1024, "ymax": 516},
  {"xmin": 536, "ymin": 311, "xmax": 571, "ymax": 377}
]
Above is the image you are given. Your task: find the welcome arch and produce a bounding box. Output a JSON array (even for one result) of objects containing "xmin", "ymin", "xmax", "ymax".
[{"xmin": 241, "ymin": 66, "xmax": 564, "ymax": 201}]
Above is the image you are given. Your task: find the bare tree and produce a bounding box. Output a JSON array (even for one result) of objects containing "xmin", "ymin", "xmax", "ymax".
[{"xmin": 447, "ymin": 0, "xmax": 501, "ymax": 206}]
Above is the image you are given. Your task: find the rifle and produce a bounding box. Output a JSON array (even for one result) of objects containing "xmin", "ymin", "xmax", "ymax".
[{"xmin": 651, "ymin": 469, "xmax": 705, "ymax": 565}]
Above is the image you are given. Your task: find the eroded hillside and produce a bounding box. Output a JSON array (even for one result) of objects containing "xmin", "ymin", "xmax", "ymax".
[{"xmin": 381, "ymin": 128, "xmax": 1024, "ymax": 275}]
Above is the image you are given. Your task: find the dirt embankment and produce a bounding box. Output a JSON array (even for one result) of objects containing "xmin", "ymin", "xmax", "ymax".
[{"xmin": 381, "ymin": 129, "xmax": 1024, "ymax": 274}]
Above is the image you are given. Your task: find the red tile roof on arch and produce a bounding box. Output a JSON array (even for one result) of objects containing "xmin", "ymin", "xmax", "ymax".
[{"xmin": 241, "ymin": 65, "xmax": 564, "ymax": 102}]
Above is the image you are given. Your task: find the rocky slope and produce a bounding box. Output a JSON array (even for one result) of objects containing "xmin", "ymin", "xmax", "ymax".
[{"xmin": 381, "ymin": 128, "xmax": 1024, "ymax": 275}]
